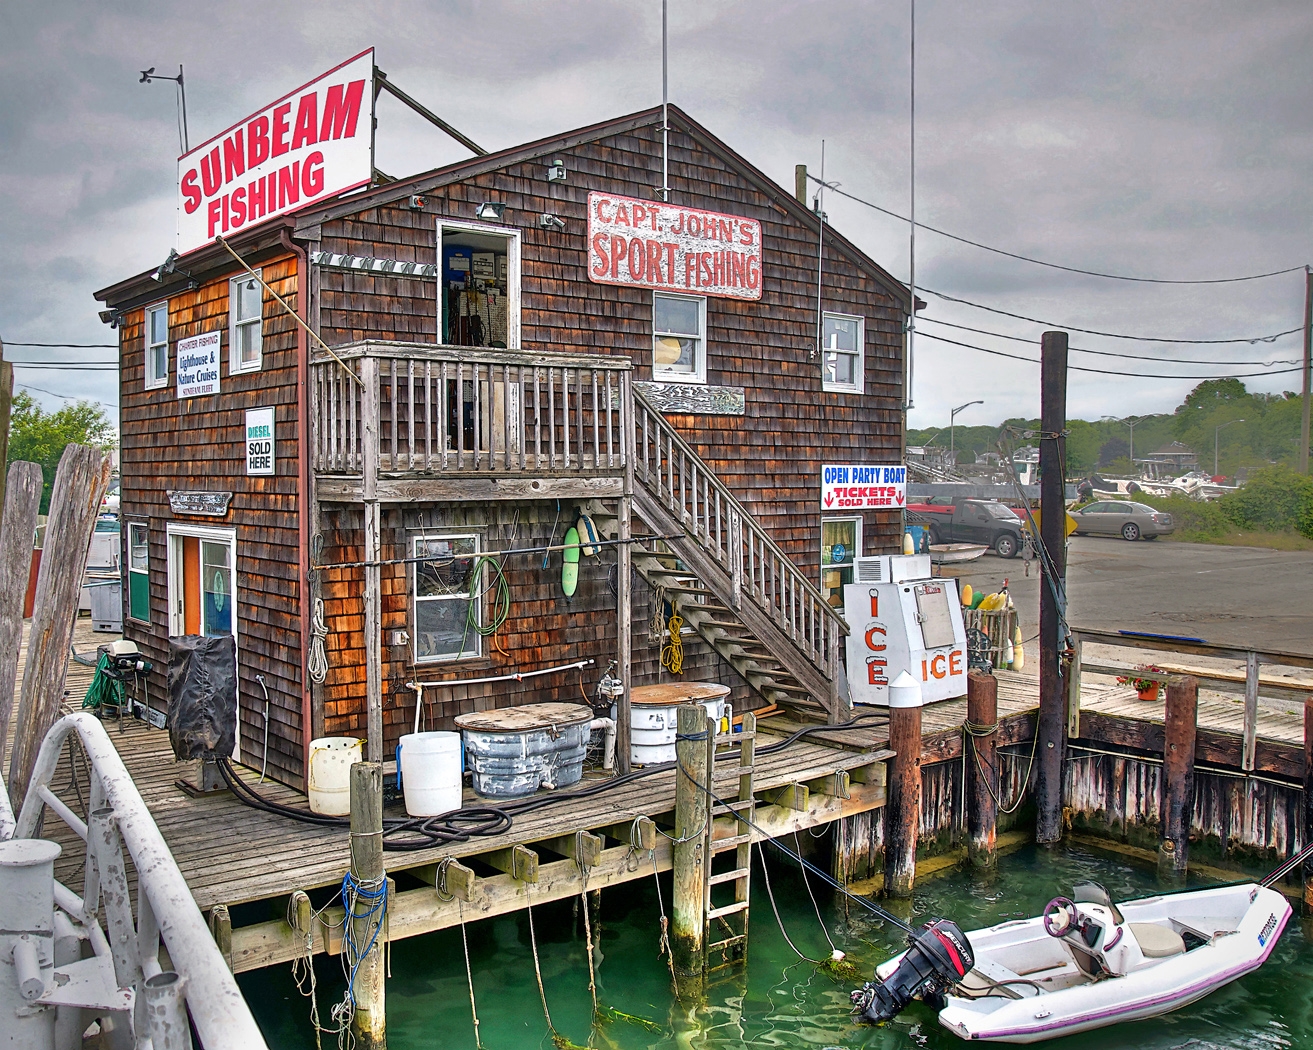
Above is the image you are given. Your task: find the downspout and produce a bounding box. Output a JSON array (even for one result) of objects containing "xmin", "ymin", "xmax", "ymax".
[{"xmin": 280, "ymin": 227, "xmax": 314, "ymax": 789}]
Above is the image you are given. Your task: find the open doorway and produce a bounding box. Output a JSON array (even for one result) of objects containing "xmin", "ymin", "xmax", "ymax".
[{"xmin": 440, "ymin": 220, "xmax": 520, "ymax": 349}]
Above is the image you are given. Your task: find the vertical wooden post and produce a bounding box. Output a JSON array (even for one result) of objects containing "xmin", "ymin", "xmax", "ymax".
[
  {"xmin": 966, "ymin": 670, "xmax": 997, "ymax": 870},
  {"xmin": 795, "ymin": 164, "xmax": 808, "ymax": 206},
  {"xmin": 361, "ymin": 356, "xmax": 383, "ymax": 764},
  {"xmin": 671, "ymin": 703, "xmax": 708, "ymax": 997},
  {"xmin": 1242, "ymin": 651, "xmax": 1259, "ymax": 772},
  {"xmin": 0, "ymin": 462, "xmax": 42, "ymax": 769},
  {"xmin": 1159, "ymin": 675, "xmax": 1197, "ymax": 878},
  {"xmin": 1303, "ymin": 698, "xmax": 1313, "ymax": 912},
  {"xmin": 616, "ymin": 492, "xmax": 633, "ymax": 774},
  {"xmin": 7, "ymin": 445, "xmax": 112, "ymax": 811},
  {"xmin": 884, "ymin": 672, "xmax": 922, "ymax": 897},
  {"xmin": 1036, "ymin": 331, "xmax": 1068, "ymax": 845},
  {"xmin": 349, "ymin": 761, "xmax": 386, "ymax": 1049},
  {"xmin": 1299, "ymin": 265, "xmax": 1311, "ymax": 475}
]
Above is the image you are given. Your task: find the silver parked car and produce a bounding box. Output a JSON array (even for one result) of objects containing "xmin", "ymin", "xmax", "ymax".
[{"xmin": 1070, "ymin": 500, "xmax": 1175, "ymax": 541}]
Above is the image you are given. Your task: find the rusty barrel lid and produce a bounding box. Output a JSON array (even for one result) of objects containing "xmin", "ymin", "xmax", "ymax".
[
  {"xmin": 454, "ymin": 702, "xmax": 594, "ymax": 733},
  {"xmin": 629, "ymin": 682, "xmax": 731, "ymax": 706}
]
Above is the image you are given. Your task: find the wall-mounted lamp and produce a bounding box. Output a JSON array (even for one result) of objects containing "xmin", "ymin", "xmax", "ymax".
[
  {"xmin": 475, "ymin": 202, "xmax": 505, "ymax": 222},
  {"xmin": 547, "ymin": 158, "xmax": 567, "ymax": 183},
  {"xmin": 99, "ymin": 309, "xmax": 123, "ymax": 329},
  {"xmin": 151, "ymin": 248, "xmax": 199, "ymax": 289},
  {"xmin": 406, "ymin": 194, "xmax": 428, "ymax": 211},
  {"xmin": 539, "ymin": 213, "xmax": 566, "ymax": 231}
]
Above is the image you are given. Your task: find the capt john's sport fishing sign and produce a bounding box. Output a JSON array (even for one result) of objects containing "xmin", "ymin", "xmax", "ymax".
[
  {"xmin": 587, "ymin": 192, "xmax": 763, "ymax": 300},
  {"xmin": 176, "ymin": 50, "xmax": 375, "ymax": 256}
]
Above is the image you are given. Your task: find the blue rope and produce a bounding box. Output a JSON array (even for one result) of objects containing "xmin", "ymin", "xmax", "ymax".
[{"xmin": 341, "ymin": 871, "xmax": 388, "ymax": 1006}]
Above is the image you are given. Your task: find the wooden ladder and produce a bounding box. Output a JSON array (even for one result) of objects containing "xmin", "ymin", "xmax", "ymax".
[{"xmin": 704, "ymin": 711, "xmax": 755, "ymax": 970}]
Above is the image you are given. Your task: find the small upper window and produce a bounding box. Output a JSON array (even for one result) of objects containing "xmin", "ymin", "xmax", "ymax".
[
  {"xmin": 653, "ymin": 292, "xmax": 706, "ymax": 384},
  {"xmin": 821, "ymin": 313, "xmax": 864, "ymax": 393},
  {"xmin": 145, "ymin": 302, "xmax": 168, "ymax": 389},
  {"xmin": 230, "ymin": 273, "xmax": 263, "ymax": 374}
]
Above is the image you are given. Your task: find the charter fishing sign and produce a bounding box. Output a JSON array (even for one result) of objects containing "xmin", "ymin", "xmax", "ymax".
[
  {"xmin": 176, "ymin": 49, "xmax": 375, "ymax": 255},
  {"xmin": 587, "ymin": 192, "xmax": 763, "ymax": 300}
]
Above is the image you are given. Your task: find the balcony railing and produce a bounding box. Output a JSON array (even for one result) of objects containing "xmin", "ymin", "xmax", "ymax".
[{"xmin": 311, "ymin": 342, "xmax": 632, "ymax": 492}]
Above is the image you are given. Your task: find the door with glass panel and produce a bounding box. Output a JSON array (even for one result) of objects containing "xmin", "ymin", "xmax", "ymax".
[
  {"xmin": 167, "ymin": 528, "xmax": 237, "ymax": 639},
  {"xmin": 821, "ymin": 518, "xmax": 861, "ymax": 608}
]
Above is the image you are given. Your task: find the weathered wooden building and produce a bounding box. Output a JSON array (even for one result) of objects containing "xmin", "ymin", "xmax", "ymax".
[{"xmin": 96, "ymin": 103, "xmax": 911, "ymax": 789}]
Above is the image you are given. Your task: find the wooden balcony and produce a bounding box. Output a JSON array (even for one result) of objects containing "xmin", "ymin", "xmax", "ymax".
[{"xmin": 311, "ymin": 341, "xmax": 633, "ymax": 502}]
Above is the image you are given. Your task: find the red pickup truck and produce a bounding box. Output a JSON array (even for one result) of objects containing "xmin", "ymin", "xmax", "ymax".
[{"xmin": 907, "ymin": 497, "xmax": 1026, "ymax": 558}]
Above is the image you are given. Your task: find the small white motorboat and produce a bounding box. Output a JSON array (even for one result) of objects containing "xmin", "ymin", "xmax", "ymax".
[
  {"xmin": 929, "ymin": 543, "xmax": 988, "ymax": 565},
  {"xmin": 854, "ymin": 880, "xmax": 1291, "ymax": 1043}
]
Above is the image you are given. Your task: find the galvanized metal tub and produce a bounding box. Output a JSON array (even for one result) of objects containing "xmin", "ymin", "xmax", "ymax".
[
  {"xmin": 454, "ymin": 702, "xmax": 593, "ymax": 798},
  {"xmin": 615, "ymin": 682, "xmax": 732, "ymax": 766}
]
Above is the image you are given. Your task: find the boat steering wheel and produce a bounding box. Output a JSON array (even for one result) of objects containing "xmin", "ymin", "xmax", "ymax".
[{"xmin": 1043, "ymin": 897, "xmax": 1079, "ymax": 938}]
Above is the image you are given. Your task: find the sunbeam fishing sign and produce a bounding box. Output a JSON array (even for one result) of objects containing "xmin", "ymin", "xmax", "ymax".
[{"xmin": 176, "ymin": 49, "xmax": 374, "ymax": 256}]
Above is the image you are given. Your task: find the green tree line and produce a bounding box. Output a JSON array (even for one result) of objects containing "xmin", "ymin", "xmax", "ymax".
[
  {"xmin": 909, "ymin": 379, "xmax": 1307, "ymax": 478},
  {"xmin": 5, "ymin": 392, "xmax": 116, "ymax": 512}
]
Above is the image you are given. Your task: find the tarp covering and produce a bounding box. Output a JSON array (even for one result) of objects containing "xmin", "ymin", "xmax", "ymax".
[{"xmin": 166, "ymin": 634, "xmax": 237, "ymax": 759}]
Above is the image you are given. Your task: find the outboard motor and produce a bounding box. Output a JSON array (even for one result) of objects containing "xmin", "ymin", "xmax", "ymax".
[{"xmin": 852, "ymin": 919, "xmax": 974, "ymax": 1024}]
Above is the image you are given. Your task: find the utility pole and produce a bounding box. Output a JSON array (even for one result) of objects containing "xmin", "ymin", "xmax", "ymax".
[
  {"xmin": 0, "ymin": 338, "xmax": 11, "ymax": 511},
  {"xmin": 1301, "ymin": 265, "xmax": 1311, "ymax": 475},
  {"xmin": 1036, "ymin": 332, "xmax": 1068, "ymax": 845}
]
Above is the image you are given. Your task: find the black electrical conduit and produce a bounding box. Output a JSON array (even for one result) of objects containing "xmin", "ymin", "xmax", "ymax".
[{"xmin": 217, "ymin": 710, "xmax": 894, "ymax": 852}]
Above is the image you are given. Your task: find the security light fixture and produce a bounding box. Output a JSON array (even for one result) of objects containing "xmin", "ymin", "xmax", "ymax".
[
  {"xmin": 540, "ymin": 213, "xmax": 566, "ymax": 231},
  {"xmin": 475, "ymin": 202, "xmax": 505, "ymax": 222},
  {"xmin": 151, "ymin": 248, "xmax": 199, "ymax": 290},
  {"xmin": 99, "ymin": 309, "xmax": 123, "ymax": 328},
  {"xmin": 406, "ymin": 195, "xmax": 428, "ymax": 211},
  {"xmin": 547, "ymin": 158, "xmax": 567, "ymax": 183}
]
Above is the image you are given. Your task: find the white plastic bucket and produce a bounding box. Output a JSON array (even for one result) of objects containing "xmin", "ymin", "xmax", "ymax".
[
  {"xmin": 615, "ymin": 698, "xmax": 729, "ymax": 765},
  {"xmin": 308, "ymin": 737, "xmax": 363, "ymax": 816},
  {"xmin": 398, "ymin": 731, "xmax": 463, "ymax": 816}
]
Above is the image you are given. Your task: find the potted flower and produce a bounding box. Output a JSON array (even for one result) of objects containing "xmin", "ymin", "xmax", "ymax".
[{"xmin": 1117, "ymin": 665, "xmax": 1165, "ymax": 701}]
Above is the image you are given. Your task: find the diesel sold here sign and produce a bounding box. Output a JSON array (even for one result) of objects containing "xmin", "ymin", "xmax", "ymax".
[
  {"xmin": 587, "ymin": 192, "xmax": 763, "ymax": 300},
  {"xmin": 176, "ymin": 49, "xmax": 374, "ymax": 256}
]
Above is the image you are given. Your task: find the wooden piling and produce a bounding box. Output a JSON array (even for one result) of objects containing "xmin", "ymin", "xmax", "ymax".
[
  {"xmin": 1159, "ymin": 675, "xmax": 1197, "ymax": 878},
  {"xmin": 966, "ymin": 670, "xmax": 998, "ymax": 870},
  {"xmin": 7, "ymin": 445, "xmax": 112, "ymax": 811},
  {"xmin": 0, "ymin": 462, "xmax": 42, "ymax": 769},
  {"xmin": 884, "ymin": 674, "xmax": 923, "ymax": 898},
  {"xmin": 1036, "ymin": 331, "xmax": 1069, "ymax": 845},
  {"xmin": 671, "ymin": 704, "xmax": 709, "ymax": 997},
  {"xmin": 349, "ymin": 762, "xmax": 386, "ymax": 1049},
  {"xmin": 1304, "ymin": 698, "xmax": 1313, "ymax": 912}
]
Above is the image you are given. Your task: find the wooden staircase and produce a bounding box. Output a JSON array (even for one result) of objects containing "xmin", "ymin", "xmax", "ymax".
[{"xmin": 591, "ymin": 391, "xmax": 851, "ymax": 724}]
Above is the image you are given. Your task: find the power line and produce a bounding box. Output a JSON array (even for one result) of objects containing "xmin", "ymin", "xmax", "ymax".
[
  {"xmin": 15, "ymin": 382, "xmax": 118, "ymax": 406},
  {"xmin": 916, "ymin": 330, "xmax": 1304, "ymax": 381},
  {"xmin": 808, "ymin": 174, "xmax": 1305, "ymax": 286},
  {"xmin": 9, "ymin": 363, "xmax": 118, "ymax": 370},
  {"xmin": 2, "ymin": 342, "xmax": 118, "ymax": 348},
  {"xmin": 919, "ymin": 316, "xmax": 1302, "ymax": 367},
  {"xmin": 922, "ymin": 287, "xmax": 1302, "ymax": 345}
]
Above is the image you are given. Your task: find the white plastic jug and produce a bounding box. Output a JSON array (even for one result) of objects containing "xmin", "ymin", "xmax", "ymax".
[
  {"xmin": 398, "ymin": 731, "xmax": 463, "ymax": 817},
  {"xmin": 308, "ymin": 737, "xmax": 363, "ymax": 815}
]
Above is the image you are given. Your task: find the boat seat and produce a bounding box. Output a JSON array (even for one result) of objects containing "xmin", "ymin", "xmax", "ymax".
[{"xmin": 1130, "ymin": 922, "xmax": 1186, "ymax": 959}]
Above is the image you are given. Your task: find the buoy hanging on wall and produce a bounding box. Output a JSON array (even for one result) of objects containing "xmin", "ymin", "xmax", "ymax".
[{"xmin": 561, "ymin": 527, "xmax": 581, "ymax": 598}]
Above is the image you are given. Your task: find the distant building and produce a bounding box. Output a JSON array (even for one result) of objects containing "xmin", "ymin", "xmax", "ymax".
[{"xmin": 1143, "ymin": 441, "xmax": 1198, "ymax": 474}]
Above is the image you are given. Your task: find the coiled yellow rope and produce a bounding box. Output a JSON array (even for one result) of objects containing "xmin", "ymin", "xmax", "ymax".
[{"xmin": 660, "ymin": 611, "xmax": 684, "ymax": 675}]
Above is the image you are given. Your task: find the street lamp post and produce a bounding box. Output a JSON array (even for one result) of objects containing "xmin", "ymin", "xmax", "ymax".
[
  {"xmin": 950, "ymin": 400, "xmax": 984, "ymax": 463},
  {"xmin": 1214, "ymin": 419, "xmax": 1245, "ymax": 477},
  {"xmin": 1102, "ymin": 415, "xmax": 1141, "ymax": 467}
]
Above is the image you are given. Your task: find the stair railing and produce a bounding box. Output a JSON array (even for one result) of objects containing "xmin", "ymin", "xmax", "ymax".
[{"xmin": 632, "ymin": 391, "xmax": 847, "ymax": 696}]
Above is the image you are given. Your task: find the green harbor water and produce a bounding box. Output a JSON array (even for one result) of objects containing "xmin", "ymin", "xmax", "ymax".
[{"xmin": 240, "ymin": 843, "xmax": 1313, "ymax": 1049}]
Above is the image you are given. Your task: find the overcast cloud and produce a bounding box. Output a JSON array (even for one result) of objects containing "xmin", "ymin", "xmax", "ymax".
[{"xmin": 2, "ymin": 0, "xmax": 1310, "ymax": 434}]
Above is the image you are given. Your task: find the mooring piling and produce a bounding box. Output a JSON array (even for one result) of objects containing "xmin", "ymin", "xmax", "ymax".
[
  {"xmin": 349, "ymin": 761, "xmax": 386, "ymax": 1049},
  {"xmin": 1303, "ymin": 697, "xmax": 1313, "ymax": 912},
  {"xmin": 884, "ymin": 673, "xmax": 923, "ymax": 898},
  {"xmin": 671, "ymin": 703, "xmax": 710, "ymax": 998},
  {"xmin": 1159, "ymin": 675, "xmax": 1198, "ymax": 878},
  {"xmin": 966, "ymin": 670, "xmax": 998, "ymax": 870}
]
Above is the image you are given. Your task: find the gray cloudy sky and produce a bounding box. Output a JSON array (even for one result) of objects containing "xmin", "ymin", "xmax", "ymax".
[{"xmin": 3, "ymin": 1, "xmax": 1311, "ymax": 434}]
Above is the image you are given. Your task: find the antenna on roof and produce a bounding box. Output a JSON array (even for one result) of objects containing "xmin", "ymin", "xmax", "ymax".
[{"xmin": 660, "ymin": 0, "xmax": 670, "ymax": 202}]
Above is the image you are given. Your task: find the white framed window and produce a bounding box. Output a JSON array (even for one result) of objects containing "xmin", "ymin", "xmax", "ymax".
[
  {"xmin": 821, "ymin": 312, "xmax": 864, "ymax": 393},
  {"xmin": 145, "ymin": 301, "xmax": 168, "ymax": 389},
  {"xmin": 821, "ymin": 516, "xmax": 862, "ymax": 608},
  {"xmin": 413, "ymin": 534, "xmax": 481, "ymax": 663},
  {"xmin": 127, "ymin": 522, "xmax": 150, "ymax": 623},
  {"xmin": 653, "ymin": 292, "xmax": 707, "ymax": 384},
  {"xmin": 229, "ymin": 272, "xmax": 263, "ymax": 374},
  {"xmin": 439, "ymin": 220, "xmax": 522, "ymax": 349}
]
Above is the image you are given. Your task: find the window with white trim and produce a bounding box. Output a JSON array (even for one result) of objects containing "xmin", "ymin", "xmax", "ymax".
[
  {"xmin": 653, "ymin": 292, "xmax": 707, "ymax": 384},
  {"xmin": 413, "ymin": 534, "xmax": 481, "ymax": 663},
  {"xmin": 821, "ymin": 312, "xmax": 864, "ymax": 393},
  {"xmin": 145, "ymin": 302, "xmax": 168, "ymax": 389},
  {"xmin": 821, "ymin": 517, "xmax": 861, "ymax": 608},
  {"xmin": 229, "ymin": 273, "xmax": 263, "ymax": 374},
  {"xmin": 127, "ymin": 522, "xmax": 150, "ymax": 623}
]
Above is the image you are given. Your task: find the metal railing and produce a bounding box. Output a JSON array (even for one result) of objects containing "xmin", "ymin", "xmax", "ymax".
[
  {"xmin": 632, "ymin": 392, "xmax": 847, "ymax": 694},
  {"xmin": 311, "ymin": 342, "xmax": 632, "ymax": 478},
  {"xmin": 3, "ymin": 713, "xmax": 268, "ymax": 1049}
]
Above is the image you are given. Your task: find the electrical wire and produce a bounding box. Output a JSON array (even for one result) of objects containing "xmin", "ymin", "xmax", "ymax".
[
  {"xmin": 916, "ymin": 329, "xmax": 1303, "ymax": 380},
  {"xmin": 1, "ymin": 341, "xmax": 118, "ymax": 348},
  {"xmin": 922, "ymin": 287, "xmax": 1302, "ymax": 345},
  {"xmin": 919, "ymin": 316, "xmax": 1303, "ymax": 367},
  {"xmin": 807, "ymin": 174, "xmax": 1306, "ymax": 286}
]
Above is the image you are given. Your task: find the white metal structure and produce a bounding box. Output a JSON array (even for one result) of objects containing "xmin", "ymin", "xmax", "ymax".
[{"xmin": 0, "ymin": 713, "xmax": 268, "ymax": 1049}]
